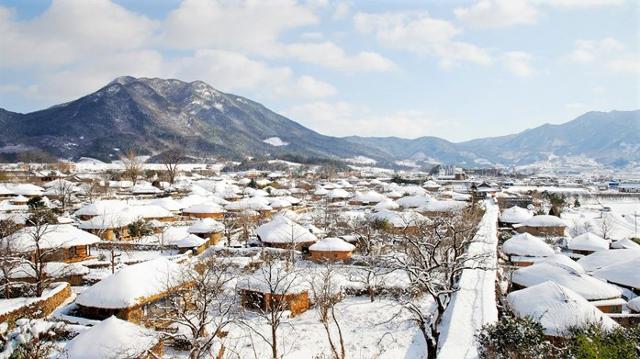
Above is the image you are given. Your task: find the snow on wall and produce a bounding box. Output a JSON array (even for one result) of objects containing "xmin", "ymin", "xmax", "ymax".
[{"xmin": 437, "ymin": 200, "xmax": 499, "ymax": 359}]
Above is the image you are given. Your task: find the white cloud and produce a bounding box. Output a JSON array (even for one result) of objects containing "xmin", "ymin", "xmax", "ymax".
[
  {"xmin": 161, "ymin": 0, "xmax": 317, "ymax": 54},
  {"xmin": 353, "ymin": 11, "xmax": 492, "ymax": 68},
  {"xmin": 283, "ymin": 41, "xmax": 396, "ymax": 72},
  {"xmin": 607, "ymin": 58, "xmax": 640, "ymax": 74},
  {"xmin": 566, "ymin": 38, "xmax": 638, "ymax": 74},
  {"xmin": 0, "ymin": 0, "xmax": 157, "ymax": 68},
  {"xmin": 175, "ymin": 50, "xmax": 336, "ymax": 99},
  {"xmin": 2, "ymin": 50, "xmax": 166, "ymax": 102},
  {"xmin": 502, "ymin": 51, "xmax": 534, "ymax": 77},
  {"xmin": 533, "ymin": 0, "xmax": 624, "ymax": 8},
  {"xmin": 455, "ymin": 0, "xmax": 624, "ymax": 28},
  {"xmin": 566, "ymin": 38, "xmax": 624, "ymax": 63},
  {"xmin": 455, "ymin": 0, "xmax": 538, "ymax": 28},
  {"xmin": 333, "ymin": 2, "xmax": 352, "ymax": 20},
  {"xmin": 284, "ymin": 101, "xmax": 457, "ymax": 138}
]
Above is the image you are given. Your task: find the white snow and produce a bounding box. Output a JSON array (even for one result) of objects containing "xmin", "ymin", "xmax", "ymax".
[
  {"xmin": 507, "ymin": 281, "xmax": 618, "ymax": 337},
  {"xmin": 593, "ymin": 257, "xmax": 640, "ymax": 290},
  {"xmin": 502, "ymin": 232, "xmax": 555, "ymax": 258},
  {"xmin": 512, "ymin": 261, "xmax": 622, "ymax": 300},
  {"xmin": 75, "ymin": 258, "xmax": 186, "ymax": 309},
  {"xmin": 437, "ymin": 201, "xmax": 499, "ymax": 359},
  {"xmin": 256, "ymin": 215, "xmax": 317, "ymax": 245},
  {"xmin": 263, "ymin": 137, "xmax": 289, "ymax": 147},
  {"xmin": 309, "ymin": 237, "xmax": 355, "ymax": 252},
  {"xmin": 65, "ymin": 316, "xmax": 159, "ymax": 358}
]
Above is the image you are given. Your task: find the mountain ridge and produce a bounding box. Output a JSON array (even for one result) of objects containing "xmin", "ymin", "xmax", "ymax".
[{"xmin": 0, "ymin": 77, "xmax": 638, "ymax": 168}]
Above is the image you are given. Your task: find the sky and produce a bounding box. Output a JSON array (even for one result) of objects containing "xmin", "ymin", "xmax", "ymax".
[{"xmin": 0, "ymin": 0, "xmax": 638, "ymax": 142}]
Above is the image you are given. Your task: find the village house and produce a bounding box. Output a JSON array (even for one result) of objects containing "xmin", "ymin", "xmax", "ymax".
[
  {"xmin": 593, "ymin": 257, "xmax": 640, "ymax": 295},
  {"xmin": 78, "ymin": 212, "xmax": 136, "ymax": 240},
  {"xmin": 187, "ymin": 218, "xmax": 224, "ymax": 245},
  {"xmin": 507, "ymin": 281, "xmax": 618, "ymax": 338},
  {"xmin": 498, "ymin": 205, "xmax": 533, "ymax": 227},
  {"xmin": 65, "ymin": 316, "xmax": 163, "ymax": 359},
  {"xmin": 75, "ymin": 258, "xmax": 188, "ymax": 323},
  {"xmin": 501, "ymin": 232, "xmax": 555, "ymax": 267},
  {"xmin": 308, "ymin": 237, "xmax": 356, "ymax": 261},
  {"xmin": 237, "ymin": 265, "xmax": 310, "ymax": 316},
  {"xmin": 2, "ymin": 224, "xmax": 100, "ymax": 263},
  {"xmin": 182, "ymin": 202, "xmax": 225, "ymax": 219},
  {"xmin": 255, "ymin": 215, "xmax": 317, "ymax": 250},
  {"xmin": 511, "ymin": 258, "xmax": 625, "ymax": 313},
  {"xmin": 566, "ymin": 232, "xmax": 610, "ymax": 256},
  {"xmin": 513, "ymin": 215, "xmax": 567, "ymax": 237}
]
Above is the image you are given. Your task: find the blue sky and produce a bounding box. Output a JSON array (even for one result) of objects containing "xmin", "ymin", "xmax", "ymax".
[{"xmin": 0, "ymin": 0, "xmax": 638, "ymax": 142}]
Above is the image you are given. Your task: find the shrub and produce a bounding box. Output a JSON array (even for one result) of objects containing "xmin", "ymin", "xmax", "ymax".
[{"xmin": 476, "ymin": 315, "xmax": 556, "ymax": 359}]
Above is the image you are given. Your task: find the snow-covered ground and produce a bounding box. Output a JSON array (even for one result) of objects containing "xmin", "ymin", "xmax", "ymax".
[
  {"xmin": 223, "ymin": 297, "xmax": 427, "ymax": 359},
  {"xmin": 263, "ymin": 137, "xmax": 289, "ymax": 147},
  {"xmin": 437, "ymin": 201, "xmax": 499, "ymax": 359}
]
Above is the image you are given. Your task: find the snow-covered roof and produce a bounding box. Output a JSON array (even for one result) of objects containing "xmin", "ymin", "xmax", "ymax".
[
  {"xmin": 74, "ymin": 200, "xmax": 128, "ymax": 217},
  {"xmin": 611, "ymin": 238, "xmax": 640, "ymax": 250},
  {"xmin": 76, "ymin": 258, "xmax": 186, "ymax": 309},
  {"xmin": 396, "ymin": 195, "xmax": 431, "ymax": 208},
  {"xmin": 512, "ymin": 261, "xmax": 622, "ymax": 300},
  {"xmin": 368, "ymin": 209, "xmax": 430, "ymax": 228},
  {"xmin": 78, "ymin": 211, "xmax": 138, "ymax": 229},
  {"xmin": 131, "ymin": 182, "xmax": 162, "ymax": 194},
  {"xmin": 417, "ymin": 200, "xmax": 466, "ymax": 213},
  {"xmin": 514, "ymin": 215, "xmax": 567, "ymax": 228},
  {"xmin": 126, "ymin": 205, "xmax": 173, "ymax": 219},
  {"xmin": 3, "ymin": 261, "xmax": 89, "ymax": 280},
  {"xmin": 2, "ymin": 183, "xmax": 43, "ymax": 196},
  {"xmin": 182, "ymin": 202, "xmax": 225, "ymax": 214},
  {"xmin": 237, "ymin": 264, "xmax": 307, "ymax": 294},
  {"xmin": 373, "ymin": 199, "xmax": 400, "ymax": 211},
  {"xmin": 65, "ymin": 316, "xmax": 159, "ymax": 358},
  {"xmin": 313, "ymin": 187, "xmax": 329, "ymax": 196},
  {"xmin": 256, "ymin": 215, "xmax": 317, "ymax": 244},
  {"xmin": 593, "ymin": 257, "xmax": 640, "ymax": 289},
  {"xmin": 499, "ymin": 206, "xmax": 533, "ymax": 224},
  {"xmin": 175, "ymin": 234, "xmax": 206, "ymax": 248},
  {"xmin": 327, "ymin": 188, "xmax": 351, "ymax": 199},
  {"xmin": 188, "ymin": 218, "xmax": 224, "ymax": 234},
  {"xmin": 225, "ymin": 197, "xmax": 271, "ymax": 211},
  {"xmin": 502, "ymin": 232, "xmax": 555, "ymax": 257},
  {"xmin": 542, "ymin": 254, "xmax": 585, "ymax": 274},
  {"xmin": 309, "ymin": 237, "xmax": 356, "ymax": 252},
  {"xmin": 352, "ymin": 190, "xmax": 386, "ymax": 204},
  {"xmin": 577, "ymin": 249, "xmax": 640, "ymax": 273},
  {"xmin": 628, "ymin": 296, "xmax": 640, "ymax": 312},
  {"xmin": 2, "ymin": 224, "xmax": 100, "ymax": 252},
  {"xmin": 269, "ymin": 198, "xmax": 292, "ymax": 209},
  {"xmin": 507, "ymin": 281, "xmax": 618, "ymax": 337},
  {"xmin": 568, "ymin": 232, "xmax": 610, "ymax": 252}
]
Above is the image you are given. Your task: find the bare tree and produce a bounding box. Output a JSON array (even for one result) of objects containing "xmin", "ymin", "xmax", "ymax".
[
  {"xmin": 309, "ymin": 264, "xmax": 346, "ymax": 359},
  {"xmin": 600, "ymin": 213, "xmax": 612, "ymax": 240},
  {"xmin": 122, "ymin": 149, "xmax": 143, "ymax": 185},
  {"xmin": 347, "ymin": 257, "xmax": 391, "ymax": 303},
  {"xmin": 388, "ymin": 208, "xmax": 485, "ymax": 358},
  {"xmin": 0, "ymin": 220, "xmax": 23, "ymax": 299},
  {"xmin": 21, "ymin": 206, "xmax": 58, "ymax": 296},
  {"xmin": 240, "ymin": 255, "xmax": 301, "ymax": 359},
  {"xmin": 51, "ymin": 180, "xmax": 75, "ymax": 212},
  {"xmin": 161, "ymin": 148, "xmax": 185, "ymax": 185},
  {"xmin": 160, "ymin": 256, "xmax": 237, "ymax": 359}
]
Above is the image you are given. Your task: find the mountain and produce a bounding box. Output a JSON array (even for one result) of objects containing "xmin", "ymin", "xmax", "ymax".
[
  {"xmin": 0, "ymin": 76, "xmax": 387, "ymax": 163},
  {"xmin": 0, "ymin": 76, "xmax": 638, "ymax": 168},
  {"xmin": 345, "ymin": 110, "xmax": 640, "ymax": 167}
]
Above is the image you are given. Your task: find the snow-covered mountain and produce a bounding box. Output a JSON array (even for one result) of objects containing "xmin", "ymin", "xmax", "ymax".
[{"xmin": 0, "ymin": 76, "xmax": 637, "ymax": 167}]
